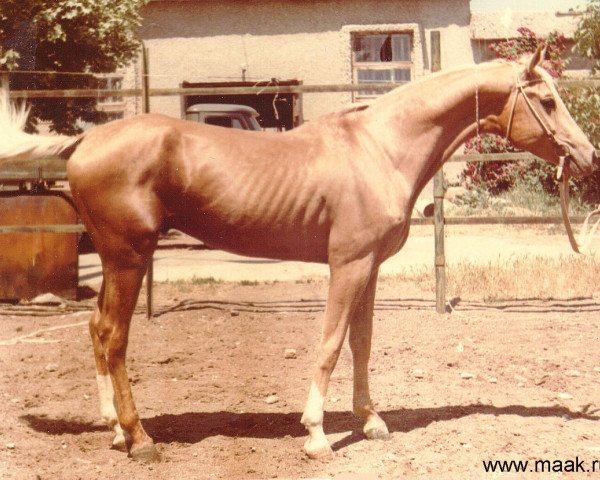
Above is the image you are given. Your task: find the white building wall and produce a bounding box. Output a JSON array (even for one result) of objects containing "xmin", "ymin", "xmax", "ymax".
[{"xmin": 139, "ymin": 0, "xmax": 472, "ymax": 121}]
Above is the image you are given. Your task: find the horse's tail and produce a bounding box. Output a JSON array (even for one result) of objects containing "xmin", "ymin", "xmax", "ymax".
[{"xmin": 0, "ymin": 91, "xmax": 82, "ymax": 165}]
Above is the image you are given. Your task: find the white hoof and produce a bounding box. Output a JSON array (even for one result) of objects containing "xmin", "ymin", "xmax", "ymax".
[
  {"xmin": 111, "ymin": 425, "xmax": 127, "ymax": 452},
  {"xmin": 111, "ymin": 433, "xmax": 127, "ymax": 452},
  {"xmin": 304, "ymin": 437, "xmax": 334, "ymax": 460}
]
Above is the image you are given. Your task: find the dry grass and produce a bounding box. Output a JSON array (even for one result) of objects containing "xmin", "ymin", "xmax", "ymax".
[
  {"xmin": 447, "ymin": 255, "xmax": 600, "ymax": 301},
  {"xmin": 160, "ymin": 250, "xmax": 600, "ymax": 303},
  {"xmin": 382, "ymin": 255, "xmax": 600, "ymax": 302}
]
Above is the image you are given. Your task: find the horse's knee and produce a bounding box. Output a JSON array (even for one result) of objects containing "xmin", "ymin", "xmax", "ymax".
[
  {"xmin": 93, "ymin": 320, "xmax": 128, "ymax": 369},
  {"xmin": 316, "ymin": 342, "xmax": 344, "ymax": 373}
]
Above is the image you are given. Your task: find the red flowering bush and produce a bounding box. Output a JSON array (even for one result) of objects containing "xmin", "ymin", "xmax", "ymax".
[
  {"xmin": 489, "ymin": 27, "xmax": 568, "ymax": 78},
  {"xmin": 461, "ymin": 135, "xmax": 519, "ymax": 194}
]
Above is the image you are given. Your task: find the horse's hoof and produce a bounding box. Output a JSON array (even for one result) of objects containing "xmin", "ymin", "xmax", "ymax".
[
  {"xmin": 304, "ymin": 440, "xmax": 334, "ymax": 460},
  {"xmin": 111, "ymin": 438, "xmax": 128, "ymax": 453},
  {"xmin": 364, "ymin": 423, "xmax": 390, "ymax": 441},
  {"xmin": 129, "ymin": 444, "xmax": 160, "ymax": 463},
  {"xmin": 111, "ymin": 432, "xmax": 128, "ymax": 452}
]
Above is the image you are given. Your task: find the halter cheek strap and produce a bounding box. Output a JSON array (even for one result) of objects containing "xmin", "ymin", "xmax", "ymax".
[
  {"xmin": 504, "ymin": 78, "xmax": 572, "ymax": 177},
  {"xmin": 505, "ymin": 79, "xmax": 556, "ymax": 144}
]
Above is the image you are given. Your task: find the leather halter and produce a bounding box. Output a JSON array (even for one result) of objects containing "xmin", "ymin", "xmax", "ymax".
[{"xmin": 504, "ymin": 77, "xmax": 571, "ymax": 170}]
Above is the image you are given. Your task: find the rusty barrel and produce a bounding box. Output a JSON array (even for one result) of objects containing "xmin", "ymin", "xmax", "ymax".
[{"xmin": 0, "ymin": 192, "xmax": 79, "ymax": 301}]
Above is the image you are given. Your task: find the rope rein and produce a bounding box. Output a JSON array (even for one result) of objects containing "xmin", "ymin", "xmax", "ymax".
[{"xmin": 560, "ymin": 175, "xmax": 600, "ymax": 254}]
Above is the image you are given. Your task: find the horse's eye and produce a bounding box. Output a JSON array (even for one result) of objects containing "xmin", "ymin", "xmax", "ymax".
[{"xmin": 541, "ymin": 97, "xmax": 556, "ymax": 112}]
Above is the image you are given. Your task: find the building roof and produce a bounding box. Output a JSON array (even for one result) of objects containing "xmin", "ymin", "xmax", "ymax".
[{"xmin": 470, "ymin": 10, "xmax": 581, "ymax": 39}]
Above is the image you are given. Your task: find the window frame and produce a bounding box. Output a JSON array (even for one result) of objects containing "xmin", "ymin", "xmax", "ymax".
[
  {"xmin": 351, "ymin": 31, "xmax": 414, "ymax": 101},
  {"xmin": 95, "ymin": 74, "xmax": 125, "ymax": 112}
]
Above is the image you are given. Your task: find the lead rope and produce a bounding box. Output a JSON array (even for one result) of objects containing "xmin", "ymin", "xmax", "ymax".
[
  {"xmin": 559, "ymin": 173, "xmax": 600, "ymax": 254},
  {"xmin": 559, "ymin": 173, "xmax": 581, "ymax": 253}
]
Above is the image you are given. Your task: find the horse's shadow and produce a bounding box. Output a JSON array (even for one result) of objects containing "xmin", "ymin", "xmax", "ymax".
[{"xmin": 20, "ymin": 403, "xmax": 599, "ymax": 451}]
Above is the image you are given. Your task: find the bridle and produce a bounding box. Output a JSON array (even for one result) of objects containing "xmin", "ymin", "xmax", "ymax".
[
  {"xmin": 504, "ymin": 77, "xmax": 573, "ymax": 178},
  {"xmin": 504, "ymin": 75, "xmax": 600, "ymax": 253}
]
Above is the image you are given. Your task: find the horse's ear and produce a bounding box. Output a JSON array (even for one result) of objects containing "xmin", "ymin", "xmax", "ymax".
[{"xmin": 527, "ymin": 45, "xmax": 545, "ymax": 75}]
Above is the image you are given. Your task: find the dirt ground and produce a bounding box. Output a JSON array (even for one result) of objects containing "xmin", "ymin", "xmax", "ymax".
[{"xmin": 2, "ymin": 278, "xmax": 600, "ymax": 479}]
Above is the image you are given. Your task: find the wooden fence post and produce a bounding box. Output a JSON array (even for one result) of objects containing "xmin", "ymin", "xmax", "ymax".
[
  {"xmin": 431, "ymin": 31, "xmax": 447, "ymax": 314},
  {"xmin": 433, "ymin": 169, "xmax": 446, "ymax": 314},
  {"xmin": 141, "ymin": 43, "xmax": 154, "ymax": 319},
  {"xmin": 0, "ymin": 72, "xmax": 9, "ymax": 106}
]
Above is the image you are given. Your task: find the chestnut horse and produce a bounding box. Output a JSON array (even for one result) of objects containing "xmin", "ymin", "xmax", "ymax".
[{"xmin": 0, "ymin": 49, "xmax": 597, "ymax": 461}]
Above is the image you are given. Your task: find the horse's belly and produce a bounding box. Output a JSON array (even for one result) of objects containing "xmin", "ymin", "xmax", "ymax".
[
  {"xmin": 165, "ymin": 153, "xmax": 332, "ymax": 262},
  {"xmin": 173, "ymin": 211, "xmax": 330, "ymax": 263}
]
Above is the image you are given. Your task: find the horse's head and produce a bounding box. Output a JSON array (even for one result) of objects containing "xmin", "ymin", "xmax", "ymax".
[{"xmin": 502, "ymin": 47, "xmax": 598, "ymax": 177}]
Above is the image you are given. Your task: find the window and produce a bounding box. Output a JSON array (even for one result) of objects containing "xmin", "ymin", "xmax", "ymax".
[
  {"xmin": 104, "ymin": 111, "xmax": 124, "ymax": 122},
  {"xmin": 96, "ymin": 74, "xmax": 124, "ymax": 111},
  {"xmin": 205, "ymin": 115, "xmax": 244, "ymax": 129},
  {"xmin": 352, "ymin": 33, "xmax": 412, "ymax": 99}
]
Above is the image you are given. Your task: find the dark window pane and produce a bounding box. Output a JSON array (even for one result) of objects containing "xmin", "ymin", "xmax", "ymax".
[
  {"xmin": 356, "ymin": 68, "xmax": 410, "ymax": 96},
  {"xmin": 393, "ymin": 68, "xmax": 411, "ymax": 82},
  {"xmin": 354, "ymin": 33, "xmax": 411, "ymax": 63},
  {"xmin": 357, "ymin": 69, "xmax": 391, "ymax": 96},
  {"xmin": 392, "ymin": 35, "xmax": 411, "ymax": 61},
  {"xmin": 205, "ymin": 116, "xmax": 233, "ymax": 128},
  {"xmin": 357, "ymin": 69, "xmax": 391, "ymax": 83}
]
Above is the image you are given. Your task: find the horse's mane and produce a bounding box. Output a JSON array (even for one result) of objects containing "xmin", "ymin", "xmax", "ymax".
[
  {"xmin": 322, "ymin": 103, "xmax": 370, "ymax": 119},
  {"xmin": 314, "ymin": 55, "xmax": 538, "ymax": 124}
]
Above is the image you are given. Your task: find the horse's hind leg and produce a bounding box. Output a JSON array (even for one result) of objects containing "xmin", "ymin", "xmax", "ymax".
[
  {"xmin": 349, "ymin": 268, "xmax": 390, "ymax": 440},
  {"xmin": 89, "ymin": 302, "xmax": 126, "ymax": 451},
  {"xmin": 92, "ymin": 256, "xmax": 158, "ymax": 461}
]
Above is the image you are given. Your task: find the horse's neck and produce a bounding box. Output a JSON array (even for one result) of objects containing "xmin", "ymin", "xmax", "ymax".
[{"xmin": 362, "ymin": 63, "xmax": 515, "ymax": 199}]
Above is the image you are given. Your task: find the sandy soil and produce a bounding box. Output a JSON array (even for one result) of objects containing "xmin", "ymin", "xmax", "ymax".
[{"xmin": 2, "ymin": 279, "xmax": 600, "ymax": 479}]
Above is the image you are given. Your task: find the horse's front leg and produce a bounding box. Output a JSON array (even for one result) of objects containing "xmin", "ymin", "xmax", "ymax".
[
  {"xmin": 301, "ymin": 256, "xmax": 374, "ymax": 459},
  {"xmin": 349, "ymin": 267, "xmax": 390, "ymax": 440}
]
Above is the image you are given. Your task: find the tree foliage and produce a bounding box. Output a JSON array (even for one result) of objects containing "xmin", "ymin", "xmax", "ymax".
[
  {"xmin": 574, "ymin": 0, "xmax": 600, "ymax": 74},
  {"xmin": 0, "ymin": 0, "xmax": 147, "ymax": 133},
  {"xmin": 569, "ymin": 0, "xmax": 600, "ymax": 149}
]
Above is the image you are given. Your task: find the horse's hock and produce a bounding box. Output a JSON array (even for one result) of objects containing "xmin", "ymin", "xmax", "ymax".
[{"xmin": 0, "ymin": 191, "xmax": 78, "ymax": 301}]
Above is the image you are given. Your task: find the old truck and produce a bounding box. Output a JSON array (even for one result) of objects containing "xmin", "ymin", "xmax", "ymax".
[{"xmin": 185, "ymin": 103, "xmax": 262, "ymax": 131}]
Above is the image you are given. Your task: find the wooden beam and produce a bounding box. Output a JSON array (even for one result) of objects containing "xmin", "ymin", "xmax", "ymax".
[
  {"xmin": 0, "ymin": 224, "xmax": 86, "ymax": 233},
  {"xmin": 8, "ymin": 78, "xmax": 598, "ymax": 100}
]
